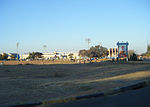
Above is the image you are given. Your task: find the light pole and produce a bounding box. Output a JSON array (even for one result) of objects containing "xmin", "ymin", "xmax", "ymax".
[
  {"xmin": 147, "ymin": 36, "xmax": 149, "ymax": 53},
  {"xmin": 16, "ymin": 42, "xmax": 19, "ymax": 60},
  {"xmin": 43, "ymin": 45, "xmax": 47, "ymax": 53},
  {"xmin": 85, "ymin": 38, "xmax": 91, "ymax": 49}
]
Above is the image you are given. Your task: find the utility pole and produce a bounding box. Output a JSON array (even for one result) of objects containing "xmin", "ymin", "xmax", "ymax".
[
  {"xmin": 85, "ymin": 38, "xmax": 91, "ymax": 49},
  {"xmin": 147, "ymin": 36, "xmax": 149, "ymax": 53},
  {"xmin": 43, "ymin": 45, "xmax": 47, "ymax": 53},
  {"xmin": 16, "ymin": 42, "xmax": 19, "ymax": 60}
]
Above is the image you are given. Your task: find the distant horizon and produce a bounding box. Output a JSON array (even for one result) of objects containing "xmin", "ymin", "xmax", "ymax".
[
  {"xmin": 1, "ymin": 0, "xmax": 150, "ymax": 54},
  {"xmin": 0, "ymin": 40, "xmax": 148, "ymax": 55}
]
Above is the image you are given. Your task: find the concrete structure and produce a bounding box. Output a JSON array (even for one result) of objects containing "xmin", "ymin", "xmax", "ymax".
[
  {"xmin": 42, "ymin": 53, "xmax": 55, "ymax": 60},
  {"xmin": 21, "ymin": 54, "xmax": 29, "ymax": 60},
  {"xmin": 72, "ymin": 52, "xmax": 80, "ymax": 59},
  {"xmin": 66, "ymin": 52, "xmax": 80, "ymax": 59},
  {"xmin": 54, "ymin": 51, "xmax": 67, "ymax": 59},
  {"xmin": 42, "ymin": 52, "xmax": 68, "ymax": 60},
  {"xmin": 107, "ymin": 48, "xmax": 118, "ymax": 58}
]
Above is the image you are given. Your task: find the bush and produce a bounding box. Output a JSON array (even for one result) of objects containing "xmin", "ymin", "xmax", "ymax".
[{"xmin": 129, "ymin": 53, "xmax": 137, "ymax": 61}]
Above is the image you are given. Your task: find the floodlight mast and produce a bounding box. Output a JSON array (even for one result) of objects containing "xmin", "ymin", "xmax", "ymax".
[
  {"xmin": 86, "ymin": 38, "xmax": 91, "ymax": 49},
  {"xmin": 43, "ymin": 45, "xmax": 47, "ymax": 53},
  {"xmin": 147, "ymin": 36, "xmax": 149, "ymax": 53},
  {"xmin": 16, "ymin": 42, "xmax": 19, "ymax": 60}
]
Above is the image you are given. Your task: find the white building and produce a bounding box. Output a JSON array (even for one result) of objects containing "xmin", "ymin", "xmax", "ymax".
[
  {"xmin": 66, "ymin": 52, "xmax": 80, "ymax": 59},
  {"xmin": 20, "ymin": 51, "xmax": 80, "ymax": 60},
  {"xmin": 21, "ymin": 54, "xmax": 29, "ymax": 60},
  {"xmin": 42, "ymin": 52, "xmax": 67, "ymax": 60},
  {"xmin": 42, "ymin": 53, "xmax": 55, "ymax": 60}
]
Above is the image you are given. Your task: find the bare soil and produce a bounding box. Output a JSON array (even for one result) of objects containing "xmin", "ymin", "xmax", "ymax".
[{"xmin": 0, "ymin": 61, "xmax": 150, "ymax": 106}]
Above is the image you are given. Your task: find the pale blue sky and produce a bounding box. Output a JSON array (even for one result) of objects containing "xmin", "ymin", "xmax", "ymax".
[{"xmin": 0, "ymin": 0, "xmax": 150, "ymax": 54}]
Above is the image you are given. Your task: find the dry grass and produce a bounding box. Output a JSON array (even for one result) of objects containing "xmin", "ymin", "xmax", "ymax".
[
  {"xmin": 79, "ymin": 71, "xmax": 150, "ymax": 84},
  {"xmin": 0, "ymin": 60, "xmax": 76, "ymax": 65},
  {"xmin": 0, "ymin": 61, "xmax": 150, "ymax": 106}
]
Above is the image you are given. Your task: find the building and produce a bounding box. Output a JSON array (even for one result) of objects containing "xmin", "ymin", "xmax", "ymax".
[
  {"xmin": 42, "ymin": 52, "xmax": 68, "ymax": 60},
  {"xmin": 7, "ymin": 53, "xmax": 20, "ymax": 60},
  {"xmin": 21, "ymin": 54, "xmax": 29, "ymax": 60},
  {"xmin": 20, "ymin": 51, "xmax": 80, "ymax": 60},
  {"xmin": 42, "ymin": 53, "xmax": 55, "ymax": 60}
]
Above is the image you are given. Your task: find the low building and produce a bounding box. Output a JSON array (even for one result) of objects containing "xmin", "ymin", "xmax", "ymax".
[
  {"xmin": 42, "ymin": 52, "xmax": 68, "ymax": 60},
  {"xmin": 21, "ymin": 54, "xmax": 29, "ymax": 60},
  {"xmin": 42, "ymin": 53, "xmax": 55, "ymax": 60},
  {"xmin": 66, "ymin": 52, "xmax": 80, "ymax": 59},
  {"xmin": 8, "ymin": 53, "xmax": 20, "ymax": 60},
  {"xmin": 72, "ymin": 52, "xmax": 80, "ymax": 59}
]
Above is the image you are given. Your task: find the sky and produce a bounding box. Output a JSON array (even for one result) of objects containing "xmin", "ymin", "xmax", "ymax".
[{"xmin": 0, "ymin": 0, "xmax": 150, "ymax": 54}]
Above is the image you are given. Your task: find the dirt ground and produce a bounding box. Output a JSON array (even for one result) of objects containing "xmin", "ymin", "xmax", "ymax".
[{"xmin": 0, "ymin": 61, "xmax": 150, "ymax": 106}]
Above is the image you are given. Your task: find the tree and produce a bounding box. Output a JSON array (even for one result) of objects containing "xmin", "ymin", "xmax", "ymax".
[
  {"xmin": 27, "ymin": 52, "xmax": 43, "ymax": 60},
  {"xmin": 0, "ymin": 54, "xmax": 2, "ymax": 60},
  {"xmin": 128, "ymin": 50, "xmax": 137, "ymax": 61},
  {"xmin": 88, "ymin": 45, "xmax": 108, "ymax": 58},
  {"xmin": 1, "ymin": 53, "xmax": 8, "ymax": 60},
  {"xmin": 145, "ymin": 44, "xmax": 150, "ymax": 56},
  {"xmin": 79, "ymin": 45, "xmax": 108, "ymax": 58},
  {"xmin": 148, "ymin": 44, "xmax": 150, "ymax": 52},
  {"xmin": 68, "ymin": 53, "xmax": 74, "ymax": 59},
  {"xmin": 79, "ymin": 50, "xmax": 87, "ymax": 57},
  {"xmin": 128, "ymin": 50, "xmax": 135, "ymax": 59},
  {"xmin": 130, "ymin": 53, "xmax": 137, "ymax": 61}
]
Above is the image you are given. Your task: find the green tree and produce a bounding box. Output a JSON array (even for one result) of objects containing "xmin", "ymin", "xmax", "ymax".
[
  {"xmin": 146, "ymin": 44, "xmax": 150, "ymax": 56},
  {"xmin": 79, "ymin": 45, "xmax": 108, "ymax": 58},
  {"xmin": 27, "ymin": 52, "xmax": 43, "ymax": 60},
  {"xmin": 79, "ymin": 50, "xmax": 87, "ymax": 57},
  {"xmin": 0, "ymin": 54, "xmax": 2, "ymax": 60},
  {"xmin": 90, "ymin": 45, "xmax": 108, "ymax": 58},
  {"xmin": 148, "ymin": 44, "xmax": 150, "ymax": 52},
  {"xmin": 130, "ymin": 53, "xmax": 137, "ymax": 61},
  {"xmin": 1, "ymin": 53, "xmax": 8, "ymax": 60},
  {"xmin": 68, "ymin": 53, "xmax": 74, "ymax": 59}
]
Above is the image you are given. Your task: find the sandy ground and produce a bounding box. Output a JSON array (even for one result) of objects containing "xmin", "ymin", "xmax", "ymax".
[{"xmin": 0, "ymin": 61, "xmax": 150, "ymax": 106}]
